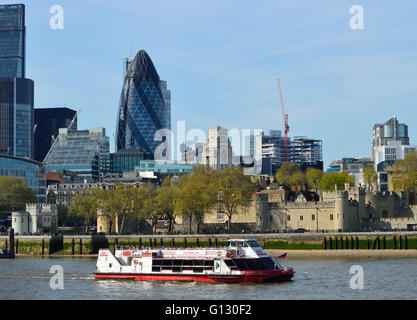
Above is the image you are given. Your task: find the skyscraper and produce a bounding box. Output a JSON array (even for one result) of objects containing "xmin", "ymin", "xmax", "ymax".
[
  {"xmin": 34, "ymin": 107, "xmax": 78, "ymax": 163},
  {"xmin": 371, "ymin": 116, "xmax": 416, "ymax": 191},
  {"xmin": 0, "ymin": 4, "xmax": 34, "ymax": 159},
  {"xmin": 0, "ymin": 4, "xmax": 25, "ymax": 78},
  {"xmin": 116, "ymin": 50, "xmax": 169, "ymax": 158}
]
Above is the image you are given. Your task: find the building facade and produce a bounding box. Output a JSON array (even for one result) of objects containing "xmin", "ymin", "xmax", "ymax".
[
  {"xmin": 0, "ymin": 153, "xmax": 46, "ymax": 203},
  {"xmin": 0, "ymin": 4, "xmax": 25, "ymax": 78},
  {"xmin": 43, "ymin": 127, "xmax": 110, "ymax": 181},
  {"xmin": 0, "ymin": 4, "xmax": 35, "ymax": 159},
  {"xmin": 34, "ymin": 107, "xmax": 77, "ymax": 163},
  {"xmin": 260, "ymin": 130, "xmax": 323, "ymax": 175},
  {"xmin": 202, "ymin": 126, "xmax": 234, "ymax": 170},
  {"xmin": 116, "ymin": 50, "xmax": 169, "ymax": 158},
  {"xmin": 371, "ymin": 116, "xmax": 417, "ymax": 191},
  {"xmin": 12, "ymin": 203, "xmax": 57, "ymax": 235},
  {"xmin": 110, "ymin": 149, "xmax": 151, "ymax": 174}
]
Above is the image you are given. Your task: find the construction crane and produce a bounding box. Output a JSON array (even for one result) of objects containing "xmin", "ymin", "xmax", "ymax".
[{"xmin": 277, "ymin": 78, "xmax": 289, "ymax": 162}]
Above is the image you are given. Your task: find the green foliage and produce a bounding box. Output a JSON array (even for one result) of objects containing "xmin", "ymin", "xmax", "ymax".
[
  {"xmin": 392, "ymin": 151, "xmax": 417, "ymax": 193},
  {"xmin": 318, "ymin": 172, "xmax": 355, "ymax": 191},
  {"xmin": 69, "ymin": 187, "xmax": 101, "ymax": 233},
  {"xmin": 216, "ymin": 166, "xmax": 256, "ymax": 232},
  {"xmin": 0, "ymin": 175, "xmax": 36, "ymax": 212},
  {"xmin": 306, "ymin": 168, "xmax": 324, "ymax": 192},
  {"xmin": 363, "ymin": 167, "xmax": 377, "ymax": 191},
  {"xmin": 275, "ymin": 162, "xmax": 301, "ymax": 188}
]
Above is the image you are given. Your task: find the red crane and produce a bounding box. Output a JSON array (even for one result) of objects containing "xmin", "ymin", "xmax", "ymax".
[{"xmin": 277, "ymin": 78, "xmax": 289, "ymax": 161}]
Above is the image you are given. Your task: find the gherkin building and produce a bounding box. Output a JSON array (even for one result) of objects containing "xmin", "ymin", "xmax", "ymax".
[{"xmin": 116, "ymin": 50, "xmax": 169, "ymax": 157}]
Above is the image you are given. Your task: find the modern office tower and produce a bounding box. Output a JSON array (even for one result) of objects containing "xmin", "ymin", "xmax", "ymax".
[
  {"xmin": 371, "ymin": 116, "xmax": 416, "ymax": 191},
  {"xmin": 159, "ymin": 80, "xmax": 171, "ymax": 131},
  {"xmin": 34, "ymin": 107, "xmax": 77, "ymax": 163},
  {"xmin": 0, "ymin": 77, "xmax": 34, "ymax": 158},
  {"xmin": 202, "ymin": 126, "xmax": 234, "ymax": 170},
  {"xmin": 260, "ymin": 130, "xmax": 323, "ymax": 175},
  {"xmin": 43, "ymin": 128, "xmax": 110, "ymax": 181},
  {"xmin": 0, "ymin": 4, "xmax": 25, "ymax": 78},
  {"xmin": 110, "ymin": 149, "xmax": 151, "ymax": 174},
  {"xmin": 0, "ymin": 4, "xmax": 35, "ymax": 159},
  {"xmin": 116, "ymin": 50, "xmax": 169, "ymax": 158}
]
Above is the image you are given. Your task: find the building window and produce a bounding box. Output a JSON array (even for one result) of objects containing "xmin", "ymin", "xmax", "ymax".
[
  {"xmin": 330, "ymin": 214, "xmax": 334, "ymax": 221},
  {"xmin": 287, "ymin": 215, "xmax": 290, "ymax": 221},
  {"xmin": 312, "ymin": 214, "xmax": 315, "ymax": 221},
  {"xmin": 300, "ymin": 216, "xmax": 303, "ymax": 221},
  {"xmin": 382, "ymin": 210, "xmax": 388, "ymax": 218}
]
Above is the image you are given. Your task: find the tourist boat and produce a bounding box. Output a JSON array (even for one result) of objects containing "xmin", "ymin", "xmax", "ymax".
[{"xmin": 95, "ymin": 239, "xmax": 295, "ymax": 283}]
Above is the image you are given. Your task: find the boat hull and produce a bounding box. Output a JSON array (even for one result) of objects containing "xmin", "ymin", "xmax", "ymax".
[{"xmin": 94, "ymin": 270, "xmax": 294, "ymax": 283}]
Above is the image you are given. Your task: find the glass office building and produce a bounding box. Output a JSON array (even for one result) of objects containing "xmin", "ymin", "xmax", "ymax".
[
  {"xmin": 34, "ymin": 107, "xmax": 77, "ymax": 163},
  {"xmin": 0, "ymin": 4, "xmax": 25, "ymax": 78},
  {"xmin": 0, "ymin": 77, "xmax": 34, "ymax": 159},
  {"xmin": 116, "ymin": 50, "xmax": 169, "ymax": 157},
  {"xmin": 0, "ymin": 4, "xmax": 34, "ymax": 159},
  {"xmin": 0, "ymin": 154, "xmax": 46, "ymax": 203},
  {"xmin": 110, "ymin": 149, "xmax": 151, "ymax": 174},
  {"xmin": 43, "ymin": 128, "xmax": 110, "ymax": 181}
]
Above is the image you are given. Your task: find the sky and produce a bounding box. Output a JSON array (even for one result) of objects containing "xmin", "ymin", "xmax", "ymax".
[{"xmin": 4, "ymin": 0, "xmax": 417, "ymax": 167}]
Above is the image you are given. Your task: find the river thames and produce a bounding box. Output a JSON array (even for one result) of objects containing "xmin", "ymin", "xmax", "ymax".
[{"xmin": 0, "ymin": 257, "xmax": 416, "ymax": 300}]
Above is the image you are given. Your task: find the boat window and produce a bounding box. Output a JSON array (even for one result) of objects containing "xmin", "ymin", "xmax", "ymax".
[
  {"xmin": 246, "ymin": 240, "xmax": 260, "ymax": 248},
  {"xmin": 152, "ymin": 260, "xmax": 162, "ymax": 266},
  {"xmin": 229, "ymin": 241, "xmax": 237, "ymax": 247},
  {"xmin": 172, "ymin": 260, "xmax": 182, "ymax": 266},
  {"xmin": 241, "ymin": 241, "xmax": 249, "ymax": 247},
  {"xmin": 224, "ymin": 259, "xmax": 239, "ymax": 270},
  {"xmin": 204, "ymin": 260, "xmax": 214, "ymax": 267},
  {"xmin": 193, "ymin": 260, "xmax": 204, "ymax": 266},
  {"xmin": 162, "ymin": 259, "xmax": 173, "ymax": 266}
]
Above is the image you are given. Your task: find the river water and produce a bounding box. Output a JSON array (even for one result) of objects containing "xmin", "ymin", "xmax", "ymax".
[{"xmin": 0, "ymin": 257, "xmax": 416, "ymax": 300}]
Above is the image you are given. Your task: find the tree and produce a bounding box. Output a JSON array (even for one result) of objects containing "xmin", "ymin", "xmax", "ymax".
[
  {"xmin": 0, "ymin": 175, "xmax": 36, "ymax": 212},
  {"xmin": 216, "ymin": 166, "xmax": 255, "ymax": 233},
  {"xmin": 306, "ymin": 168, "xmax": 324, "ymax": 193},
  {"xmin": 109, "ymin": 184, "xmax": 144, "ymax": 235},
  {"xmin": 318, "ymin": 172, "xmax": 355, "ymax": 191},
  {"xmin": 275, "ymin": 162, "xmax": 301, "ymax": 188},
  {"xmin": 391, "ymin": 151, "xmax": 417, "ymax": 194},
  {"xmin": 141, "ymin": 182, "xmax": 159, "ymax": 234},
  {"xmin": 289, "ymin": 170, "xmax": 307, "ymax": 188},
  {"xmin": 177, "ymin": 165, "xmax": 218, "ymax": 234},
  {"xmin": 363, "ymin": 167, "xmax": 377, "ymax": 191},
  {"xmin": 69, "ymin": 188, "xmax": 101, "ymax": 233},
  {"xmin": 155, "ymin": 177, "xmax": 180, "ymax": 234}
]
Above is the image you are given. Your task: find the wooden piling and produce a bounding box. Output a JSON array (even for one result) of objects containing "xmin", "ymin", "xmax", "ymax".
[
  {"xmin": 79, "ymin": 238, "xmax": 82, "ymax": 255},
  {"xmin": 15, "ymin": 239, "xmax": 18, "ymax": 254},
  {"xmin": 335, "ymin": 237, "xmax": 338, "ymax": 250},
  {"xmin": 184, "ymin": 238, "xmax": 187, "ymax": 248},
  {"xmin": 72, "ymin": 238, "xmax": 75, "ymax": 255},
  {"xmin": 356, "ymin": 237, "xmax": 359, "ymax": 249},
  {"xmin": 215, "ymin": 237, "xmax": 218, "ymax": 247},
  {"xmin": 171, "ymin": 238, "xmax": 175, "ymax": 248},
  {"xmin": 196, "ymin": 238, "xmax": 200, "ymax": 247},
  {"xmin": 405, "ymin": 236, "xmax": 408, "ymax": 250},
  {"xmin": 393, "ymin": 236, "xmax": 397, "ymax": 249},
  {"xmin": 139, "ymin": 238, "xmax": 142, "ymax": 249},
  {"xmin": 383, "ymin": 236, "xmax": 386, "ymax": 250},
  {"xmin": 42, "ymin": 239, "xmax": 45, "ymax": 255},
  {"xmin": 399, "ymin": 235, "xmax": 403, "ymax": 249},
  {"xmin": 323, "ymin": 237, "xmax": 327, "ymax": 249},
  {"xmin": 329, "ymin": 237, "xmax": 333, "ymax": 250},
  {"xmin": 209, "ymin": 238, "xmax": 212, "ymax": 247}
]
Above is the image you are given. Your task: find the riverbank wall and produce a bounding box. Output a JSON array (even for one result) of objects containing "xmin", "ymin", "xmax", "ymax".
[{"xmin": 2, "ymin": 232, "xmax": 417, "ymax": 257}]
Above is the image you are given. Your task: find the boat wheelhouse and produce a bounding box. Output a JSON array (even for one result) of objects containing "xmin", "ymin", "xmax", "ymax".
[{"xmin": 95, "ymin": 239, "xmax": 294, "ymax": 283}]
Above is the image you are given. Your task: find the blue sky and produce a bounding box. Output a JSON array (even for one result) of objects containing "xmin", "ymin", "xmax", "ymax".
[{"xmin": 5, "ymin": 0, "xmax": 417, "ymax": 167}]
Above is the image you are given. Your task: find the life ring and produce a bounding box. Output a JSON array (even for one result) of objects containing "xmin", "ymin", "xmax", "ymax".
[
  {"xmin": 134, "ymin": 259, "xmax": 139, "ymax": 265},
  {"xmin": 226, "ymin": 250, "xmax": 233, "ymax": 258}
]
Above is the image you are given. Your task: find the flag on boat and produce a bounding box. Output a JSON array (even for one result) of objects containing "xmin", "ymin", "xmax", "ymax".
[{"xmin": 277, "ymin": 252, "xmax": 287, "ymax": 258}]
